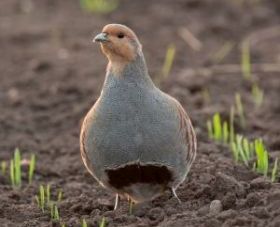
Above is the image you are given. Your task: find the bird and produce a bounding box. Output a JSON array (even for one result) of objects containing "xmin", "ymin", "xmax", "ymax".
[{"xmin": 80, "ymin": 24, "xmax": 197, "ymax": 209}]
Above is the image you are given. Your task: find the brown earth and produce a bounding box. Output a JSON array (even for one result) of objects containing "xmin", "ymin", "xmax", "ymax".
[{"xmin": 0, "ymin": 0, "xmax": 280, "ymax": 226}]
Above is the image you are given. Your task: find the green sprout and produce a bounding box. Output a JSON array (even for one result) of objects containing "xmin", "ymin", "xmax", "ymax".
[
  {"xmin": 57, "ymin": 189, "xmax": 63, "ymax": 202},
  {"xmin": 80, "ymin": 0, "xmax": 118, "ymax": 14},
  {"xmin": 99, "ymin": 217, "xmax": 106, "ymax": 227},
  {"xmin": 207, "ymin": 113, "xmax": 231, "ymax": 144},
  {"xmin": 1, "ymin": 161, "xmax": 7, "ymax": 175},
  {"xmin": 223, "ymin": 121, "xmax": 229, "ymax": 144},
  {"xmin": 46, "ymin": 184, "xmax": 51, "ymax": 204},
  {"xmin": 82, "ymin": 219, "xmax": 88, "ymax": 227},
  {"xmin": 213, "ymin": 113, "xmax": 222, "ymax": 141},
  {"xmin": 28, "ymin": 154, "xmax": 36, "ymax": 184},
  {"xmin": 231, "ymin": 135, "xmax": 254, "ymax": 166},
  {"xmin": 207, "ymin": 120, "xmax": 213, "ymax": 139},
  {"xmin": 212, "ymin": 41, "xmax": 234, "ymax": 63},
  {"xmin": 251, "ymin": 83, "xmax": 264, "ymax": 108},
  {"xmin": 229, "ymin": 106, "xmax": 235, "ymax": 144},
  {"xmin": 50, "ymin": 202, "xmax": 60, "ymax": 221},
  {"xmin": 235, "ymin": 93, "xmax": 246, "ymax": 129},
  {"xmin": 241, "ymin": 40, "xmax": 252, "ymax": 80},
  {"xmin": 162, "ymin": 44, "xmax": 176, "ymax": 78},
  {"xmin": 271, "ymin": 158, "xmax": 279, "ymax": 182},
  {"xmin": 35, "ymin": 184, "xmax": 63, "ymax": 218},
  {"xmin": 254, "ymin": 139, "xmax": 268, "ymax": 177},
  {"xmin": 10, "ymin": 148, "xmax": 22, "ymax": 188},
  {"xmin": 35, "ymin": 185, "xmax": 46, "ymax": 212}
]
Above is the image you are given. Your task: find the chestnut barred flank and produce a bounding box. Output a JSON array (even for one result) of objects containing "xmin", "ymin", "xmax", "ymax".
[{"xmin": 105, "ymin": 164, "xmax": 173, "ymax": 189}]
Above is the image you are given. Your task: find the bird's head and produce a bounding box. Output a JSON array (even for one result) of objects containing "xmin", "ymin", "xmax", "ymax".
[{"xmin": 93, "ymin": 24, "xmax": 142, "ymax": 75}]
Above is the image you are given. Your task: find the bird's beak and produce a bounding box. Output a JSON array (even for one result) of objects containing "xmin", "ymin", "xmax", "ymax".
[{"xmin": 93, "ymin": 32, "xmax": 109, "ymax": 43}]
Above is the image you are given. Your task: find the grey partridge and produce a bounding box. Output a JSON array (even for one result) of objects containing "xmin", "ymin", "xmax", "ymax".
[{"xmin": 80, "ymin": 24, "xmax": 197, "ymax": 209}]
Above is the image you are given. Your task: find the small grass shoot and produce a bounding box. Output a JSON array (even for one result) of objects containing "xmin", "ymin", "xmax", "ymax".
[
  {"xmin": 162, "ymin": 44, "xmax": 176, "ymax": 79},
  {"xmin": 241, "ymin": 40, "xmax": 252, "ymax": 80},
  {"xmin": 1, "ymin": 161, "xmax": 7, "ymax": 175},
  {"xmin": 271, "ymin": 158, "xmax": 279, "ymax": 182},
  {"xmin": 230, "ymin": 135, "xmax": 254, "ymax": 165},
  {"xmin": 57, "ymin": 189, "xmax": 63, "ymax": 202},
  {"xmin": 35, "ymin": 185, "xmax": 45, "ymax": 212},
  {"xmin": 213, "ymin": 41, "xmax": 234, "ymax": 63},
  {"xmin": 80, "ymin": 0, "xmax": 118, "ymax": 14},
  {"xmin": 254, "ymin": 139, "xmax": 268, "ymax": 177},
  {"xmin": 99, "ymin": 217, "xmax": 106, "ymax": 227},
  {"xmin": 28, "ymin": 154, "xmax": 36, "ymax": 184},
  {"xmin": 50, "ymin": 202, "xmax": 60, "ymax": 221},
  {"xmin": 82, "ymin": 219, "xmax": 88, "ymax": 227},
  {"xmin": 251, "ymin": 83, "xmax": 264, "ymax": 108},
  {"xmin": 229, "ymin": 106, "xmax": 235, "ymax": 144},
  {"xmin": 35, "ymin": 184, "xmax": 63, "ymax": 221},
  {"xmin": 207, "ymin": 113, "xmax": 230, "ymax": 144},
  {"xmin": 10, "ymin": 148, "xmax": 22, "ymax": 188},
  {"xmin": 235, "ymin": 93, "xmax": 246, "ymax": 129}
]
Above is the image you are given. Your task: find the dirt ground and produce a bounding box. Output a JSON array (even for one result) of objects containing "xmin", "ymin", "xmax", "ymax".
[{"xmin": 0, "ymin": 0, "xmax": 280, "ymax": 226}]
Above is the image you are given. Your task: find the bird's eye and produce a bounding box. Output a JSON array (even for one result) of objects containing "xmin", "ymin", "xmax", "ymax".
[{"xmin": 117, "ymin": 33, "xmax": 125, "ymax": 39}]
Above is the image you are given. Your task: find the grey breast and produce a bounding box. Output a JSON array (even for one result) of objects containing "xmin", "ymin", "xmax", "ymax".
[{"xmin": 84, "ymin": 74, "xmax": 188, "ymax": 182}]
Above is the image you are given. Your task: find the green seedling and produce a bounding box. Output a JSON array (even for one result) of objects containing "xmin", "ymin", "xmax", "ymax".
[
  {"xmin": 1, "ymin": 161, "xmax": 7, "ymax": 175},
  {"xmin": 10, "ymin": 148, "xmax": 22, "ymax": 188},
  {"xmin": 230, "ymin": 134, "xmax": 255, "ymax": 165},
  {"xmin": 271, "ymin": 158, "xmax": 279, "ymax": 182},
  {"xmin": 213, "ymin": 41, "xmax": 234, "ymax": 63},
  {"xmin": 28, "ymin": 154, "xmax": 36, "ymax": 184},
  {"xmin": 46, "ymin": 184, "xmax": 51, "ymax": 204},
  {"xmin": 235, "ymin": 93, "xmax": 246, "ymax": 129},
  {"xmin": 57, "ymin": 189, "xmax": 63, "ymax": 202},
  {"xmin": 229, "ymin": 106, "xmax": 235, "ymax": 144},
  {"xmin": 223, "ymin": 121, "xmax": 229, "ymax": 144},
  {"xmin": 162, "ymin": 44, "xmax": 176, "ymax": 78},
  {"xmin": 213, "ymin": 113, "xmax": 222, "ymax": 141},
  {"xmin": 82, "ymin": 219, "xmax": 88, "ymax": 227},
  {"xmin": 254, "ymin": 139, "xmax": 268, "ymax": 177},
  {"xmin": 99, "ymin": 217, "xmax": 106, "ymax": 227},
  {"xmin": 50, "ymin": 202, "xmax": 60, "ymax": 221},
  {"xmin": 207, "ymin": 113, "xmax": 231, "ymax": 144},
  {"xmin": 251, "ymin": 83, "xmax": 264, "ymax": 108},
  {"xmin": 241, "ymin": 40, "xmax": 252, "ymax": 80},
  {"xmin": 35, "ymin": 185, "xmax": 46, "ymax": 212},
  {"xmin": 207, "ymin": 120, "xmax": 213, "ymax": 139},
  {"xmin": 35, "ymin": 184, "xmax": 62, "ymax": 216},
  {"xmin": 80, "ymin": 0, "xmax": 118, "ymax": 14},
  {"xmin": 237, "ymin": 135, "xmax": 249, "ymax": 166}
]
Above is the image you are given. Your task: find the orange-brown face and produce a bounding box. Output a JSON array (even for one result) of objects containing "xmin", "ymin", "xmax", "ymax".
[{"xmin": 94, "ymin": 24, "xmax": 141, "ymax": 64}]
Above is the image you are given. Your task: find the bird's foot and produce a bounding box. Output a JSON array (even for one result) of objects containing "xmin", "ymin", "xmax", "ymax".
[{"xmin": 171, "ymin": 188, "xmax": 182, "ymax": 204}]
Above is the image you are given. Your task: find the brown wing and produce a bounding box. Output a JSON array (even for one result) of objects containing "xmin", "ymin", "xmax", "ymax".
[{"xmin": 174, "ymin": 100, "xmax": 197, "ymax": 165}]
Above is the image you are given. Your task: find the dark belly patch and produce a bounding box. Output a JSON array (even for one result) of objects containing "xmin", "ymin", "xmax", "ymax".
[{"xmin": 105, "ymin": 164, "xmax": 173, "ymax": 189}]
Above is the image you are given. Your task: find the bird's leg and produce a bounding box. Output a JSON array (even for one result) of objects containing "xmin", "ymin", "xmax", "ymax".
[
  {"xmin": 114, "ymin": 194, "xmax": 119, "ymax": 210},
  {"xmin": 171, "ymin": 188, "xmax": 182, "ymax": 204}
]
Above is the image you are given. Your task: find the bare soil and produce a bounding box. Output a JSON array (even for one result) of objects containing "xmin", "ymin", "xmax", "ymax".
[{"xmin": 0, "ymin": 0, "xmax": 280, "ymax": 226}]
